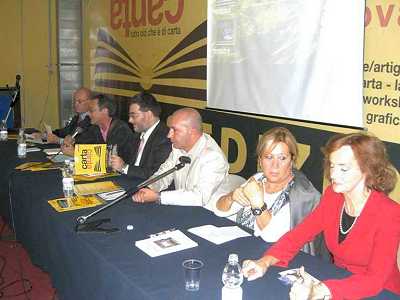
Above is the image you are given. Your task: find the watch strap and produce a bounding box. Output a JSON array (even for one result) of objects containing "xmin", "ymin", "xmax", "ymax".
[{"xmin": 251, "ymin": 203, "xmax": 268, "ymax": 216}]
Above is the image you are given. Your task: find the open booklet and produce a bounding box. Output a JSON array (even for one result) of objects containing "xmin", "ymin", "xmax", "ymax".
[
  {"xmin": 135, "ymin": 229, "xmax": 198, "ymax": 257},
  {"xmin": 187, "ymin": 224, "xmax": 251, "ymax": 245},
  {"xmin": 74, "ymin": 181, "xmax": 122, "ymax": 196},
  {"xmin": 48, "ymin": 195, "xmax": 105, "ymax": 212}
]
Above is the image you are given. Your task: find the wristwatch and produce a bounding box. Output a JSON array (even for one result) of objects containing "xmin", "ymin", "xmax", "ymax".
[{"xmin": 251, "ymin": 203, "xmax": 268, "ymax": 216}]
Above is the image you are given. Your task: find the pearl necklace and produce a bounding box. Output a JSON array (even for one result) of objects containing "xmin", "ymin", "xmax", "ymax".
[{"xmin": 339, "ymin": 204, "xmax": 358, "ymax": 235}]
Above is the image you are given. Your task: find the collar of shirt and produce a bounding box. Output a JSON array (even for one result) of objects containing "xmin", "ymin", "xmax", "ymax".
[
  {"xmin": 100, "ymin": 118, "xmax": 112, "ymax": 141},
  {"xmin": 141, "ymin": 119, "xmax": 160, "ymax": 143},
  {"xmin": 79, "ymin": 112, "xmax": 89, "ymax": 121},
  {"xmin": 174, "ymin": 133, "xmax": 207, "ymax": 161}
]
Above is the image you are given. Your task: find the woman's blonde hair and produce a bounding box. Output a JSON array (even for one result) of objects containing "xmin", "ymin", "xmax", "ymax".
[{"xmin": 256, "ymin": 127, "xmax": 298, "ymax": 165}]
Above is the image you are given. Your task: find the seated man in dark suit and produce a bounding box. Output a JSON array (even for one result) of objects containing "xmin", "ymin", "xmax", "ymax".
[
  {"xmin": 110, "ymin": 92, "xmax": 171, "ymax": 179},
  {"xmin": 33, "ymin": 87, "xmax": 91, "ymax": 144},
  {"xmin": 62, "ymin": 94, "xmax": 135, "ymax": 163}
]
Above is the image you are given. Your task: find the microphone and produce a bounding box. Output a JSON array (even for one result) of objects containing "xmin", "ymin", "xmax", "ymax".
[
  {"xmin": 179, "ymin": 156, "xmax": 191, "ymax": 165},
  {"xmin": 48, "ymin": 127, "xmax": 84, "ymax": 160},
  {"xmin": 71, "ymin": 127, "xmax": 84, "ymax": 139},
  {"xmin": 75, "ymin": 156, "xmax": 192, "ymax": 230},
  {"xmin": 15, "ymin": 74, "xmax": 21, "ymax": 89}
]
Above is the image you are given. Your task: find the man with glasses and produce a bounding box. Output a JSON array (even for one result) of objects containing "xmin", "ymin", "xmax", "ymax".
[
  {"xmin": 62, "ymin": 94, "xmax": 135, "ymax": 163},
  {"xmin": 110, "ymin": 92, "xmax": 171, "ymax": 179},
  {"xmin": 34, "ymin": 87, "xmax": 91, "ymax": 144}
]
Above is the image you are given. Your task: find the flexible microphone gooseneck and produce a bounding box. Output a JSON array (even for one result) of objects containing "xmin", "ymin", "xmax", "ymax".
[
  {"xmin": 47, "ymin": 126, "xmax": 85, "ymax": 160},
  {"xmin": 75, "ymin": 156, "xmax": 191, "ymax": 230},
  {"xmin": 3, "ymin": 75, "xmax": 21, "ymax": 124},
  {"xmin": 71, "ymin": 126, "xmax": 84, "ymax": 139}
]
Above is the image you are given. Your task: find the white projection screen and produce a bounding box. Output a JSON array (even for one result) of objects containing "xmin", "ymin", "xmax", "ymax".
[{"xmin": 207, "ymin": 0, "xmax": 365, "ymax": 127}]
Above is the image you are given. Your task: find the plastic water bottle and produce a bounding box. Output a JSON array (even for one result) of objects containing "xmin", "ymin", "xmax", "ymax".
[
  {"xmin": 62, "ymin": 160, "xmax": 74, "ymax": 198},
  {"xmin": 0, "ymin": 120, "xmax": 8, "ymax": 141},
  {"xmin": 222, "ymin": 253, "xmax": 243, "ymax": 300},
  {"xmin": 17, "ymin": 128, "xmax": 27, "ymax": 158}
]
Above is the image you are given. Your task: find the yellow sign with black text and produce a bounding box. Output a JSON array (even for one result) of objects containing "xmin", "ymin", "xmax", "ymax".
[{"xmin": 74, "ymin": 144, "xmax": 107, "ymax": 175}]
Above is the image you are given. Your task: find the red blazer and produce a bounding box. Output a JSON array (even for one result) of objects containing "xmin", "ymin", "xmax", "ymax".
[{"xmin": 265, "ymin": 186, "xmax": 400, "ymax": 300}]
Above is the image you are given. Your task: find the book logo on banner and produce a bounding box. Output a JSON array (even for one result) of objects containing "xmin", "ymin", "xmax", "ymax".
[
  {"xmin": 90, "ymin": 0, "xmax": 206, "ymax": 104},
  {"xmin": 74, "ymin": 144, "xmax": 107, "ymax": 175}
]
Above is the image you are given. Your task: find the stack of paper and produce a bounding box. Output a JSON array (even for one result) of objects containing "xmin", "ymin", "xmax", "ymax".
[
  {"xmin": 25, "ymin": 133, "xmax": 46, "ymax": 144},
  {"xmin": 96, "ymin": 189, "xmax": 126, "ymax": 201},
  {"xmin": 188, "ymin": 225, "xmax": 251, "ymax": 245},
  {"xmin": 135, "ymin": 230, "xmax": 198, "ymax": 257},
  {"xmin": 74, "ymin": 181, "xmax": 122, "ymax": 196}
]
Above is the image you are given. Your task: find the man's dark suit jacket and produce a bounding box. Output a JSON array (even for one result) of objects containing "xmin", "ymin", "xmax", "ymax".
[
  {"xmin": 127, "ymin": 121, "xmax": 171, "ymax": 179},
  {"xmin": 53, "ymin": 114, "xmax": 91, "ymax": 138},
  {"xmin": 75, "ymin": 118, "xmax": 135, "ymax": 164}
]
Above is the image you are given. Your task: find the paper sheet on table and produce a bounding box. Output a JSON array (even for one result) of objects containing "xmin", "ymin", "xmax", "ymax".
[
  {"xmin": 278, "ymin": 268, "xmax": 320, "ymax": 286},
  {"xmin": 74, "ymin": 181, "xmax": 121, "ymax": 196},
  {"xmin": 135, "ymin": 229, "xmax": 198, "ymax": 257},
  {"xmin": 188, "ymin": 225, "xmax": 251, "ymax": 245},
  {"xmin": 26, "ymin": 147, "xmax": 41, "ymax": 152},
  {"xmin": 43, "ymin": 148, "xmax": 61, "ymax": 155},
  {"xmin": 96, "ymin": 189, "xmax": 126, "ymax": 201},
  {"xmin": 25, "ymin": 133, "xmax": 46, "ymax": 144}
]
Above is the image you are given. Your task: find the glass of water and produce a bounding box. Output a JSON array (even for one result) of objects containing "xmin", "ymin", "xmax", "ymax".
[{"xmin": 182, "ymin": 259, "xmax": 204, "ymax": 292}]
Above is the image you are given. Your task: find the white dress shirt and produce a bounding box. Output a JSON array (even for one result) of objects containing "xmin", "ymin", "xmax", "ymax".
[
  {"xmin": 253, "ymin": 191, "xmax": 290, "ymax": 242},
  {"xmin": 148, "ymin": 133, "xmax": 229, "ymax": 208},
  {"xmin": 134, "ymin": 120, "xmax": 160, "ymax": 166},
  {"xmin": 122, "ymin": 120, "xmax": 160, "ymax": 174}
]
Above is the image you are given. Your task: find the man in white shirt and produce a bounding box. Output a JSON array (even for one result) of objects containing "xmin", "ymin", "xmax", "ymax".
[
  {"xmin": 132, "ymin": 108, "xmax": 229, "ymax": 208},
  {"xmin": 110, "ymin": 92, "xmax": 171, "ymax": 179}
]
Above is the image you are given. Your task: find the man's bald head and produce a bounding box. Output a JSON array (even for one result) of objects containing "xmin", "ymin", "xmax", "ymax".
[
  {"xmin": 167, "ymin": 108, "xmax": 203, "ymax": 152},
  {"xmin": 170, "ymin": 108, "xmax": 203, "ymax": 133},
  {"xmin": 73, "ymin": 87, "xmax": 91, "ymax": 113}
]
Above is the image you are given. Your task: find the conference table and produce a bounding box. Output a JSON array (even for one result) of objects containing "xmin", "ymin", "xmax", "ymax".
[{"xmin": 1, "ymin": 140, "xmax": 398, "ymax": 299}]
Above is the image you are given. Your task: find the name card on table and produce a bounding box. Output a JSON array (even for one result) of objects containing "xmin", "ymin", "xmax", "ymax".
[{"xmin": 74, "ymin": 144, "xmax": 107, "ymax": 175}]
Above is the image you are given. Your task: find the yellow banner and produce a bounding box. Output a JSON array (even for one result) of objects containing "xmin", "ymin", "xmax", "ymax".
[
  {"xmin": 364, "ymin": 0, "xmax": 400, "ymax": 143},
  {"xmin": 84, "ymin": 0, "xmax": 206, "ymax": 105},
  {"xmin": 74, "ymin": 144, "xmax": 107, "ymax": 175}
]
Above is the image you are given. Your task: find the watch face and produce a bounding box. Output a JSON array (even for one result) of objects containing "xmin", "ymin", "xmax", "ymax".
[{"xmin": 252, "ymin": 208, "xmax": 262, "ymax": 216}]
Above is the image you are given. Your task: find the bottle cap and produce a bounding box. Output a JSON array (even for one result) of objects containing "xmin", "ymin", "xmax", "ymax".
[
  {"xmin": 228, "ymin": 253, "xmax": 239, "ymax": 263},
  {"xmin": 62, "ymin": 177, "xmax": 74, "ymax": 183}
]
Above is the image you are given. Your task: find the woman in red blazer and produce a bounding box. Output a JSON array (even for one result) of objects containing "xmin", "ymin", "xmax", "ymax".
[{"xmin": 242, "ymin": 133, "xmax": 400, "ymax": 300}]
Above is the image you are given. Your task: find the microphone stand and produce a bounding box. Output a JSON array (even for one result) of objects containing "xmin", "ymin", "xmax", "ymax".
[
  {"xmin": 75, "ymin": 160, "xmax": 187, "ymax": 233},
  {"xmin": 4, "ymin": 84, "xmax": 20, "ymax": 123}
]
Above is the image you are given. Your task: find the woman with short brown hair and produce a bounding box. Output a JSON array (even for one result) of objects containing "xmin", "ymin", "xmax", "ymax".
[
  {"xmin": 214, "ymin": 127, "xmax": 326, "ymax": 257},
  {"xmin": 242, "ymin": 132, "xmax": 400, "ymax": 299}
]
